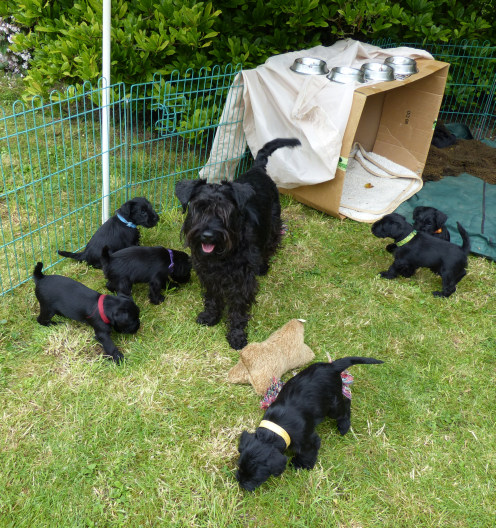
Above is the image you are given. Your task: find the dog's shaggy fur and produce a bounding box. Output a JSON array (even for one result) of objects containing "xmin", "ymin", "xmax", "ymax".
[
  {"xmin": 57, "ymin": 197, "xmax": 159, "ymax": 268},
  {"xmin": 371, "ymin": 213, "xmax": 470, "ymax": 297},
  {"xmin": 33, "ymin": 262, "xmax": 140, "ymax": 362},
  {"xmin": 412, "ymin": 206, "xmax": 450, "ymax": 241},
  {"xmin": 236, "ymin": 357, "xmax": 383, "ymax": 491},
  {"xmin": 101, "ymin": 245, "xmax": 192, "ymax": 304},
  {"xmin": 175, "ymin": 138, "xmax": 301, "ymax": 350}
]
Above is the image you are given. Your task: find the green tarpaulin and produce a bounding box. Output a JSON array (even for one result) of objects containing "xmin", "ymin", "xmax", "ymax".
[{"xmin": 395, "ymin": 173, "xmax": 496, "ymax": 260}]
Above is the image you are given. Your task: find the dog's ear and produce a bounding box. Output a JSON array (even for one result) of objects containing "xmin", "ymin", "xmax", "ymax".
[
  {"xmin": 231, "ymin": 182, "xmax": 256, "ymax": 210},
  {"xmin": 118, "ymin": 199, "xmax": 133, "ymax": 219},
  {"xmin": 434, "ymin": 209, "xmax": 448, "ymax": 227},
  {"xmin": 175, "ymin": 180, "xmax": 203, "ymax": 213},
  {"xmin": 238, "ymin": 431, "xmax": 255, "ymax": 453},
  {"xmin": 268, "ymin": 449, "xmax": 288, "ymax": 477}
]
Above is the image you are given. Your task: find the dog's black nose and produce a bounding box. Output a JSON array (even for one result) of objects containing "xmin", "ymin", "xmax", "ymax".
[{"xmin": 201, "ymin": 230, "xmax": 215, "ymax": 243}]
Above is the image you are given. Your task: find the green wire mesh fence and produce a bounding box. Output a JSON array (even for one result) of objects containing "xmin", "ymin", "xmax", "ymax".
[
  {"xmin": 1, "ymin": 41, "xmax": 495, "ymax": 296},
  {"xmin": 372, "ymin": 39, "xmax": 496, "ymax": 140},
  {"xmin": 0, "ymin": 64, "xmax": 247, "ymax": 295}
]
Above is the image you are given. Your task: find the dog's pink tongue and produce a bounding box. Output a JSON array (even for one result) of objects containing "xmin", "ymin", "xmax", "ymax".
[{"xmin": 202, "ymin": 243, "xmax": 215, "ymax": 254}]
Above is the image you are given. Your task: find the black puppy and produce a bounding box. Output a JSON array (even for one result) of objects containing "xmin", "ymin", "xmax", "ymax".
[
  {"xmin": 236, "ymin": 357, "xmax": 383, "ymax": 491},
  {"xmin": 413, "ymin": 206, "xmax": 450, "ymax": 241},
  {"xmin": 101, "ymin": 245, "xmax": 192, "ymax": 304},
  {"xmin": 33, "ymin": 262, "xmax": 140, "ymax": 362},
  {"xmin": 175, "ymin": 138, "xmax": 301, "ymax": 350},
  {"xmin": 371, "ymin": 213, "xmax": 470, "ymax": 297},
  {"xmin": 431, "ymin": 122, "xmax": 458, "ymax": 148},
  {"xmin": 58, "ymin": 197, "xmax": 159, "ymax": 268}
]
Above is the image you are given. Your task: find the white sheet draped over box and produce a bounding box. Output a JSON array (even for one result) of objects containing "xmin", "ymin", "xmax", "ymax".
[{"xmin": 200, "ymin": 39, "xmax": 433, "ymax": 189}]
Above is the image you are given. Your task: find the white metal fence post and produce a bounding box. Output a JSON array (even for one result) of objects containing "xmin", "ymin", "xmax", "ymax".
[{"xmin": 101, "ymin": 0, "xmax": 111, "ymax": 223}]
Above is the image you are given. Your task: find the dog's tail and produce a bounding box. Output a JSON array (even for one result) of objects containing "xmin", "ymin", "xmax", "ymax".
[
  {"xmin": 101, "ymin": 245, "xmax": 111, "ymax": 268},
  {"xmin": 33, "ymin": 261, "xmax": 44, "ymax": 282},
  {"xmin": 57, "ymin": 249, "xmax": 85, "ymax": 261},
  {"xmin": 252, "ymin": 138, "xmax": 301, "ymax": 170},
  {"xmin": 456, "ymin": 222, "xmax": 471, "ymax": 255},
  {"xmin": 329, "ymin": 356, "xmax": 384, "ymax": 374}
]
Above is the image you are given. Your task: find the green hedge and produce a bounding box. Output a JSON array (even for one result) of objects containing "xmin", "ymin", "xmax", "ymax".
[{"xmin": 0, "ymin": 0, "xmax": 494, "ymax": 97}]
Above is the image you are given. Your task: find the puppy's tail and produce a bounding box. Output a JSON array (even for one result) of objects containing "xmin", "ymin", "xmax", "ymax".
[
  {"xmin": 456, "ymin": 222, "xmax": 471, "ymax": 255},
  {"xmin": 330, "ymin": 356, "xmax": 384, "ymax": 374},
  {"xmin": 101, "ymin": 245, "xmax": 111, "ymax": 268},
  {"xmin": 33, "ymin": 262, "xmax": 44, "ymax": 281},
  {"xmin": 252, "ymin": 138, "xmax": 301, "ymax": 170},
  {"xmin": 57, "ymin": 249, "xmax": 85, "ymax": 261}
]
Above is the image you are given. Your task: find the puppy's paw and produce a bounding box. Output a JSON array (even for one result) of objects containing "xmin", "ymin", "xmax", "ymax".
[
  {"xmin": 106, "ymin": 281, "xmax": 116, "ymax": 292},
  {"xmin": 432, "ymin": 290, "xmax": 452, "ymax": 298},
  {"xmin": 196, "ymin": 311, "xmax": 221, "ymax": 326},
  {"xmin": 290, "ymin": 457, "xmax": 315, "ymax": 471},
  {"xmin": 37, "ymin": 318, "xmax": 57, "ymax": 326},
  {"xmin": 337, "ymin": 417, "xmax": 351, "ymax": 435},
  {"xmin": 105, "ymin": 351, "xmax": 124, "ymax": 364},
  {"xmin": 227, "ymin": 330, "xmax": 248, "ymax": 350},
  {"xmin": 385, "ymin": 243, "xmax": 397, "ymax": 253},
  {"xmin": 379, "ymin": 270, "xmax": 395, "ymax": 279},
  {"xmin": 150, "ymin": 294, "xmax": 165, "ymax": 305},
  {"xmin": 257, "ymin": 263, "xmax": 269, "ymax": 276}
]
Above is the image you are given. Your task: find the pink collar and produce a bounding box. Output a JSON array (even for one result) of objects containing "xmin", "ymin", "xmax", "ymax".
[{"xmin": 98, "ymin": 294, "xmax": 110, "ymax": 324}]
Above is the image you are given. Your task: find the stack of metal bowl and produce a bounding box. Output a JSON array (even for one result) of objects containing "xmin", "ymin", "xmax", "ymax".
[
  {"xmin": 360, "ymin": 62, "xmax": 395, "ymax": 82},
  {"xmin": 327, "ymin": 66, "xmax": 364, "ymax": 84},
  {"xmin": 384, "ymin": 56, "xmax": 418, "ymax": 79},
  {"xmin": 290, "ymin": 57, "xmax": 329, "ymax": 75}
]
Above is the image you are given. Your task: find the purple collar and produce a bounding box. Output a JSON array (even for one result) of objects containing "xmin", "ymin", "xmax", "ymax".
[{"xmin": 168, "ymin": 249, "xmax": 174, "ymax": 271}]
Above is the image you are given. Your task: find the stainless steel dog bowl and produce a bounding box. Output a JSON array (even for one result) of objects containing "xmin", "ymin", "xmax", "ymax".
[
  {"xmin": 384, "ymin": 56, "xmax": 418, "ymax": 76},
  {"xmin": 328, "ymin": 66, "xmax": 364, "ymax": 84},
  {"xmin": 360, "ymin": 62, "xmax": 395, "ymax": 82},
  {"xmin": 290, "ymin": 57, "xmax": 329, "ymax": 75}
]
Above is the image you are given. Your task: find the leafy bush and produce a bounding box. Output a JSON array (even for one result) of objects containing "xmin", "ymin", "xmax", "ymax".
[
  {"xmin": 0, "ymin": 17, "xmax": 31, "ymax": 75},
  {"xmin": 211, "ymin": 0, "xmax": 493, "ymax": 69},
  {"xmin": 0, "ymin": 0, "xmax": 494, "ymax": 97},
  {"xmin": 0, "ymin": 0, "xmax": 221, "ymax": 98}
]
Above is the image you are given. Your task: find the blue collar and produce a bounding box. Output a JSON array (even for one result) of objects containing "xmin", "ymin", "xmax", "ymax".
[
  {"xmin": 116, "ymin": 213, "xmax": 137, "ymax": 229},
  {"xmin": 167, "ymin": 249, "xmax": 174, "ymax": 271}
]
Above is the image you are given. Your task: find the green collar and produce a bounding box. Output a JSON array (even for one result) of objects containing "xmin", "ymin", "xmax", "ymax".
[{"xmin": 396, "ymin": 230, "xmax": 417, "ymax": 247}]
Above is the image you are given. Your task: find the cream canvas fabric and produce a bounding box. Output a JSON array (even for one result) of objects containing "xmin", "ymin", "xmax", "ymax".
[
  {"xmin": 199, "ymin": 39, "xmax": 433, "ymax": 188},
  {"xmin": 338, "ymin": 143, "xmax": 423, "ymax": 222}
]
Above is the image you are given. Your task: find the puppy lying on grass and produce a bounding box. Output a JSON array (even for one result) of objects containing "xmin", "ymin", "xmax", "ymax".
[
  {"xmin": 101, "ymin": 245, "xmax": 192, "ymax": 305},
  {"xmin": 236, "ymin": 357, "xmax": 383, "ymax": 491},
  {"xmin": 372, "ymin": 213, "xmax": 470, "ymax": 297},
  {"xmin": 33, "ymin": 262, "xmax": 140, "ymax": 363},
  {"xmin": 58, "ymin": 197, "xmax": 159, "ymax": 269}
]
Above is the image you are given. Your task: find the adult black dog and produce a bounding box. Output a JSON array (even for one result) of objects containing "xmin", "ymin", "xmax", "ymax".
[
  {"xmin": 175, "ymin": 138, "xmax": 301, "ymax": 350},
  {"xmin": 371, "ymin": 213, "xmax": 470, "ymax": 297},
  {"xmin": 33, "ymin": 262, "xmax": 140, "ymax": 363},
  {"xmin": 413, "ymin": 206, "xmax": 450, "ymax": 241},
  {"xmin": 236, "ymin": 357, "xmax": 383, "ymax": 491},
  {"xmin": 57, "ymin": 197, "xmax": 159, "ymax": 268},
  {"xmin": 101, "ymin": 245, "xmax": 192, "ymax": 305}
]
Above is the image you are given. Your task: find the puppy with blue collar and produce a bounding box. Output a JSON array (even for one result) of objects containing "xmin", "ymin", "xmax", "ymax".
[{"xmin": 57, "ymin": 197, "xmax": 159, "ymax": 268}]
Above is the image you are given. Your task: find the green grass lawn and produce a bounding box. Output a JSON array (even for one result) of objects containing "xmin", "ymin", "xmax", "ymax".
[{"xmin": 0, "ymin": 199, "xmax": 495, "ymax": 527}]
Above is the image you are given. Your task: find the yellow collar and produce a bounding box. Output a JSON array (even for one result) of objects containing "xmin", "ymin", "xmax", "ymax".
[
  {"xmin": 396, "ymin": 230, "xmax": 417, "ymax": 247},
  {"xmin": 259, "ymin": 420, "xmax": 291, "ymax": 448}
]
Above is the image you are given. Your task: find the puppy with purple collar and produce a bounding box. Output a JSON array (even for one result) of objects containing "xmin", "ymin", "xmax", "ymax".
[
  {"xmin": 33, "ymin": 262, "xmax": 140, "ymax": 363},
  {"xmin": 235, "ymin": 357, "xmax": 383, "ymax": 491},
  {"xmin": 101, "ymin": 245, "xmax": 192, "ymax": 304}
]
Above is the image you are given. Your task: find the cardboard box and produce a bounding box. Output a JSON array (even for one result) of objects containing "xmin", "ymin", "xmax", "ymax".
[{"xmin": 280, "ymin": 59, "xmax": 449, "ymax": 218}]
